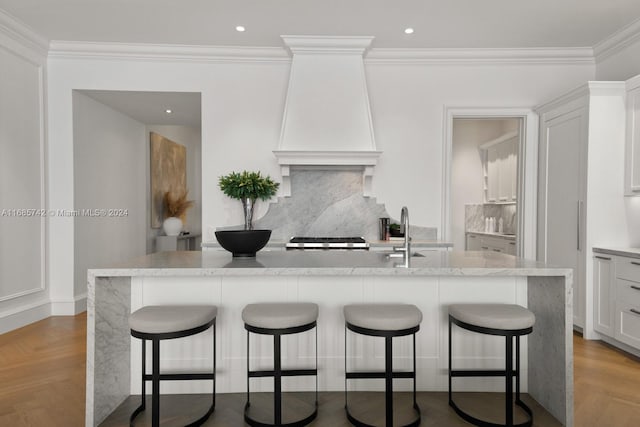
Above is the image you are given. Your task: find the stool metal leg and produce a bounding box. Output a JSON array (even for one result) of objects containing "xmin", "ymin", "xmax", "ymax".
[
  {"xmin": 385, "ymin": 336, "xmax": 393, "ymax": 427},
  {"xmin": 152, "ymin": 339, "xmax": 160, "ymax": 427},
  {"xmin": 274, "ymin": 332, "xmax": 282, "ymax": 425},
  {"xmin": 505, "ymin": 335, "xmax": 513, "ymax": 427}
]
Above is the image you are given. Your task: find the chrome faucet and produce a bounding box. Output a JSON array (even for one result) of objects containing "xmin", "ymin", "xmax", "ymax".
[{"xmin": 393, "ymin": 206, "xmax": 411, "ymax": 256}]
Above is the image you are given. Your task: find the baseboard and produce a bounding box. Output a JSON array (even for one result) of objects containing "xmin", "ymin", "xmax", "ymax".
[
  {"xmin": 50, "ymin": 293, "xmax": 87, "ymax": 315},
  {"xmin": 0, "ymin": 299, "xmax": 51, "ymax": 334}
]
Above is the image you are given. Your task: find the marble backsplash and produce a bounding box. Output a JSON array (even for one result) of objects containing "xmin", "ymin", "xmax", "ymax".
[
  {"xmin": 225, "ymin": 169, "xmax": 437, "ymax": 241},
  {"xmin": 465, "ymin": 203, "xmax": 517, "ymax": 234}
]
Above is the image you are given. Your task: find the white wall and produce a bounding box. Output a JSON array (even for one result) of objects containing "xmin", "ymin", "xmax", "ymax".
[
  {"xmin": 0, "ymin": 17, "xmax": 48, "ymax": 333},
  {"xmin": 45, "ymin": 48, "xmax": 595, "ymax": 312},
  {"xmin": 145, "ymin": 125, "xmax": 202, "ymax": 253},
  {"xmin": 72, "ymin": 92, "xmax": 147, "ymax": 306},
  {"xmin": 451, "ymin": 119, "xmax": 507, "ymax": 249}
]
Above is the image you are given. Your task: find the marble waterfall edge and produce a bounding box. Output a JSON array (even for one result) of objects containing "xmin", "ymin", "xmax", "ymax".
[{"xmin": 218, "ymin": 169, "xmax": 437, "ymax": 241}]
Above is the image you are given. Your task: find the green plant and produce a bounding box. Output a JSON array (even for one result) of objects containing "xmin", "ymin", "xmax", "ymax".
[
  {"xmin": 218, "ymin": 171, "xmax": 279, "ymax": 201},
  {"xmin": 218, "ymin": 171, "xmax": 280, "ymax": 230}
]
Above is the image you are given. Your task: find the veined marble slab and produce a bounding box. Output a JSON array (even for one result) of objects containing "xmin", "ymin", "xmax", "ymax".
[
  {"xmin": 201, "ymin": 239, "xmax": 454, "ymax": 250},
  {"xmin": 90, "ymin": 250, "xmax": 568, "ymax": 278}
]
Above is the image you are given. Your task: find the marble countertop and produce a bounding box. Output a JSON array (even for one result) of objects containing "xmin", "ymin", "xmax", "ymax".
[
  {"xmin": 89, "ymin": 250, "xmax": 571, "ymax": 278},
  {"xmin": 593, "ymin": 247, "xmax": 640, "ymax": 259},
  {"xmin": 466, "ymin": 231, "xmax": 517, "ymax": 240}
]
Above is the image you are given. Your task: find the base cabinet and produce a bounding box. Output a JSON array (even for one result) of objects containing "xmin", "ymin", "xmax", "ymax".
[
  {"xmin": 593, "ymin": 252, "xmax": 640, "ymax": 351},
  {"xmin": 593, "ymin": 255, "xmax": 614, "ymax": 336},
  {"xmin": 466, "ymin": 233, "xmax": 516, "ymax": 255}
]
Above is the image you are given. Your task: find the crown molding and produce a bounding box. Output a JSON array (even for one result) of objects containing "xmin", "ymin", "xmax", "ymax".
[
  {"xmin": 281, "ymin": 35, "xmax": 374, "ymax": 55},
  {"xmin": 365, "ymin": 47, "xmax": 594, "ymax": 65},
  {"xmin": 594, "ymin": 17, "xmax": 640, "ymax": 63},
  {"xmin": 0, "ymin": 9, "xmax": 48, "ymax": 62},
  {"xmin": 48, "ymin": 41, "xmax": 290, "ymax": 63}
]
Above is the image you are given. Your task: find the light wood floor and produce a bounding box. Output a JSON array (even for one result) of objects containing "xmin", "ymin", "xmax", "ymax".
[{"xmin": 1, "ymin": 313, "xmax": 640, "ymax": 426}]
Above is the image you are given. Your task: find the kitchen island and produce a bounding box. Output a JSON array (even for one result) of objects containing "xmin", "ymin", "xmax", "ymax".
[{"xmin": 86, "ymin": 250, "xmax": 572, "ymax": 426}]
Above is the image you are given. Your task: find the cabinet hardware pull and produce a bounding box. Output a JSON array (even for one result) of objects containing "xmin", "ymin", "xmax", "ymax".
[
  {"xmin": 492, "ymin": 249, "xmax": 501, "ymax": 252},
  {"xmin": 594, "ymin": 256, "xmax": 611, "ymax": 260},
  {"xmin": 481, "ymin": 246, "xmax": 489, "ymax": 250},
  {"xmin": 469, "ymin": 235, "xmax": 476, "ymax": 238},
  {"xmin": 631, "ymin": 285, "xmax": 640, "ymax": 291},
  {"xmin": 509, "ymin": 242, "xmax": 516, "ymax": 245},
  {"xmin": 631, "ymin": 309, "xmax": 640, "ymax": 316},
  {"xmin": 631, "ymin": 261, "xmax": 640, "ymax": 266}
]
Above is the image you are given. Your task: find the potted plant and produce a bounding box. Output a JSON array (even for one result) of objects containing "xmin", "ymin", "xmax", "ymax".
[
  {"xmin": 162, "ymin": 189, "xmax": 194, "ymax": 236},
  {"xmin": 216, "ymin": 171, "xmax": 279, "ymax": 257}
]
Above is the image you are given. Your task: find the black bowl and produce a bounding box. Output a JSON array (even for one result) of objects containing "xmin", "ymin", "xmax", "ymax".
[{"xmin": 214, "ymin": 230, "xmax": 271, "ymax": 257}]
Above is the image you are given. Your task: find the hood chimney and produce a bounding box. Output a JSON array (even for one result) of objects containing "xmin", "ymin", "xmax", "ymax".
[{"xmin": 274, "ymin": 36, "xmax": 381, "ymax": 196}]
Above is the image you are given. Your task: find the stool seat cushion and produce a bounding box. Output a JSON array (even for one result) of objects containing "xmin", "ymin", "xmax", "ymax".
[
  {"xmin": 242, "ymin": 302, "xmax": 319, "ymax": 329},
  {"xmin": 344, "ymin": 304, "xmax": 422, "ymax": 331},
  {"xmin": 449, "ymin": 304, "xmax": 535, "ymax": 330},
  {"xmin": 129, "ymin": 305, "xmax": 217, "ymax": 334}
]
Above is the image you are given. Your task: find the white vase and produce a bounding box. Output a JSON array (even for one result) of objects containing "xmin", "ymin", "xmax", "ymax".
[{"xmin": 163, "ymin": 217, "xmax": 183, "ymax": 236}]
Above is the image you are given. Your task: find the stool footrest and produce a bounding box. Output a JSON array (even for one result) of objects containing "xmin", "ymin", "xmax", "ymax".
[
  {"xmin": 248, "ymin": 368, "xmax": 317, "ymax": 378},
  {"xmin": 346, "ymin": 403, "xmax": 421, "ymax": 427},
  {"xmin": 449, "ymin": 398, "xmax": 533, "ymax": 427},
  {"xmin": 450, "ymin": 369, "xmax": 515, "ymax": 378},
  {"xmin": 346, "ymin": 370, "xmax": 415, "ymax": 380},
  {"xmin": 143, "ymin": 373, "xmax": 215, "ymax": 381}
]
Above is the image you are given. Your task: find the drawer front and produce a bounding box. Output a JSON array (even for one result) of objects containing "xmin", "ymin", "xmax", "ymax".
[
  {"xmin": 480, "ymin": 237, "xmax": 507, "ymax": 253},
  {"xmin": 617, "ymin": 278, "xmax": 640, "ymax": 306},
  {"xmin": 615, "ymin": 302, "xmax": 640, "ymax": 349},
  {"xmin": 505, "ymin": 240, "xmax": 517, "ymax": 256},
  {"xmin": 615, "ymin": 258, "xmax": 640, "ymax": 282}
]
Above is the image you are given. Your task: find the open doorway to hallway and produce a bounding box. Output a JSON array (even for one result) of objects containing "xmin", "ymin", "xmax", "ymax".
[{"xmin": 450, "ymin": 118, "xmax": 522, "ymax": 254}]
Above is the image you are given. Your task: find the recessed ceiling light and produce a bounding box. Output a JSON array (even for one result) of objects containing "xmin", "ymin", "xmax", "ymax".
[
  {"xmin": 404, "ymin": 28, "xmax": 414, "ymax": 34},
  {"xmin": 236, "ymin": 26, "xmax": 246, "ymax": 32},
  {"xmin": 165, "ymin": 109, "xmax": 172, "ymax": 114}
]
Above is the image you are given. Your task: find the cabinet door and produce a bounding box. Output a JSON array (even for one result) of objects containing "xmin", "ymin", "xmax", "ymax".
[
  {"xmin": 625, "ymin": 81, "xmax": 640, "ymax": 195},
  {"xmin": 593, "ymin": 255, "xmax": 614, "ymax": 337},
  {"xmin": 497, "ymin": 142, "xmax": 510, "ymax": 202},
  {"xmin": 466, "ymin": 234, "xmax": 482, "ymax": 251},
  {"xmin": 505, "ymin": 240, "xmax": 517, "ymax": 256},
  {"xmin": 486, "ymin": 146, "xmax": 498, "ymax": 202},
  {"xmin": 507, "ymin": 139, "xmax": 518, "ymax": 201},
  {"xmin": 539, "ymin": 106, "xmax": 587, "ymax": 328}
]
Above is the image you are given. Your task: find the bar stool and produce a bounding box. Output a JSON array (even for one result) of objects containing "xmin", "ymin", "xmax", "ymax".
[
  {"xmin": 129, "ymin": 305, "xmax": 217, "ymax": 427},
  {"xmin": 448, "ymin": 303, "xmax": 535, "ymax": 427},
  {"xmin": 344, "ymin": 303, "xmax": 423, "ymax": 427},
  {"xmin": 242, "ymin": 302, "xmax": 319, "ymax": 427}
]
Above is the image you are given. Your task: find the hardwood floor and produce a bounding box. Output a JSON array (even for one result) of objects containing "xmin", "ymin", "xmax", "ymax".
[{"xmin": 1, "ymin": 314, "xmax": 640, "ymax": 426}]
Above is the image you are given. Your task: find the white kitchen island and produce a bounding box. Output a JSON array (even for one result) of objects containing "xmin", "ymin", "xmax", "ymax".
[{"xmin": 86, "ymin": 250, "xmax": 573, "ymax": 426}]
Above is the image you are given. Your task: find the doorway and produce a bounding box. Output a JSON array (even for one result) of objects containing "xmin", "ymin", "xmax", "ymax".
[{"xmin": 442, "ymin": 108, "xmax": 538, "ymax": 259}]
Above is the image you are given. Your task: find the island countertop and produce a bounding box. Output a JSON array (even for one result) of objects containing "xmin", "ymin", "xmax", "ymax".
[{"xmin": 89, "ymin": 250, "xmax": 570, "ymax": 278}]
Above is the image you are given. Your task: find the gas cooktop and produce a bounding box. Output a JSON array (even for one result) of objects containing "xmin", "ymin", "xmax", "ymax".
[{"xmin": 286, "ymin": 237, "xmax": 369, "ymax": 249}]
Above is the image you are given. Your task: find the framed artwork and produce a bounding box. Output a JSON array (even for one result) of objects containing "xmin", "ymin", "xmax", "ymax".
[{"xmin": 150, "ymin": 132, "xmax": 186, "ymax": 228}]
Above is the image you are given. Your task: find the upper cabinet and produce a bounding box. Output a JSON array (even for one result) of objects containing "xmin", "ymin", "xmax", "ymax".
[
  {"xmin": 481, "ymin": 132, "xmax": 518, "ymax": 203},
  {"xmin": 625, "ymin": 75, "xmax": 640, "ymax": 195}
]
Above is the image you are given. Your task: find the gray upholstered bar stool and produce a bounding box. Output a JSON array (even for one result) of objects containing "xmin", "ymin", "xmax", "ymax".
[
  {"xmin": 343, "ymin": 303, "xmax": 423, "ymax": 427},
  {"xmin": 129, "ymin": 305, "xmax": 217, "ymax": 427},
  {"xmin": 448, "ymin": 303, "xmax": 535, "ymax": 427},
  {"xmin": 242, "ymin": 302, "xmax": 319, "ymax": 427}
]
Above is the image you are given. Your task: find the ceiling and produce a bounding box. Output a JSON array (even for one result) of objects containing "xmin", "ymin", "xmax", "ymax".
[
  {"xmin": 81, "ymin": 91, "xmax": 201, "ymax": 127},
  {"xmin": 1, "ymin": 0, "xmax": 640, "ymax": 49}
]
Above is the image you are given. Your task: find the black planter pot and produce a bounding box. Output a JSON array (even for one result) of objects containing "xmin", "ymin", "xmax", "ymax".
[{"xmin": 214, "ymin": 230, "xmax": 271, "ymax": 257}]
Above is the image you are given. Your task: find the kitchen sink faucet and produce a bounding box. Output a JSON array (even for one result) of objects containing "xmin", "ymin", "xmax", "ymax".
[{"xmin": 393, "ymin": 206, "xmax": 411, "ymax": 256}]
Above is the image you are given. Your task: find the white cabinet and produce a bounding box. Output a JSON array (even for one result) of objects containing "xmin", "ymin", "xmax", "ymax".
[
  {"xmin": 466, "ymin": 233, "xmax": 516, "ymax": 255},
  {"xmin": 482, "ymin": 133, "xmax": 518, "ymax": 203},
  {"xmin": 537, "ymin": 82, "xmax": 627, "ymax": 336},
  {"xmin": 466, "ymin": 233, "xmax": 482, "ymax": 251},
  {"xmin": 625, "ymin": 75, "xmax": 640, "ymax": 195},
  {"xmin": 593, "ymin": 254, "xmax": 614, "ymax": 337},
  {"xmin": 614, "ymin": 257, "xmax": 640, "ymax": 349}
]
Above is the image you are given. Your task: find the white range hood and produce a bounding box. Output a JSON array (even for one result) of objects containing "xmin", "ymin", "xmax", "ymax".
[{"xmin": 273, "ymin": 36, "xmax": 381, "ymax": 196}]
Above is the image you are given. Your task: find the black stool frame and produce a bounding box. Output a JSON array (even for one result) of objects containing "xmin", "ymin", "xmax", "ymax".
[
  {"xmin": 344, "ymin": 322, "xmax": 421, "ymax": 427},
  {"xmin": 130, "ymin": 318, "xmax": 216, "ymax": 427},
  {"xmin": 244, "ymin": 321, "xmax": 318, "ymax": 427},
  {"xmin": 448, "ymin": 315, "xmax": 533, "ymax": 427}
]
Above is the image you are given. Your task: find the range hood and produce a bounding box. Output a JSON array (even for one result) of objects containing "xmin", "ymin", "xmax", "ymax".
[{"xmin": 273, "ymin": 36, "xmax": 381, "ymax": 196}]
